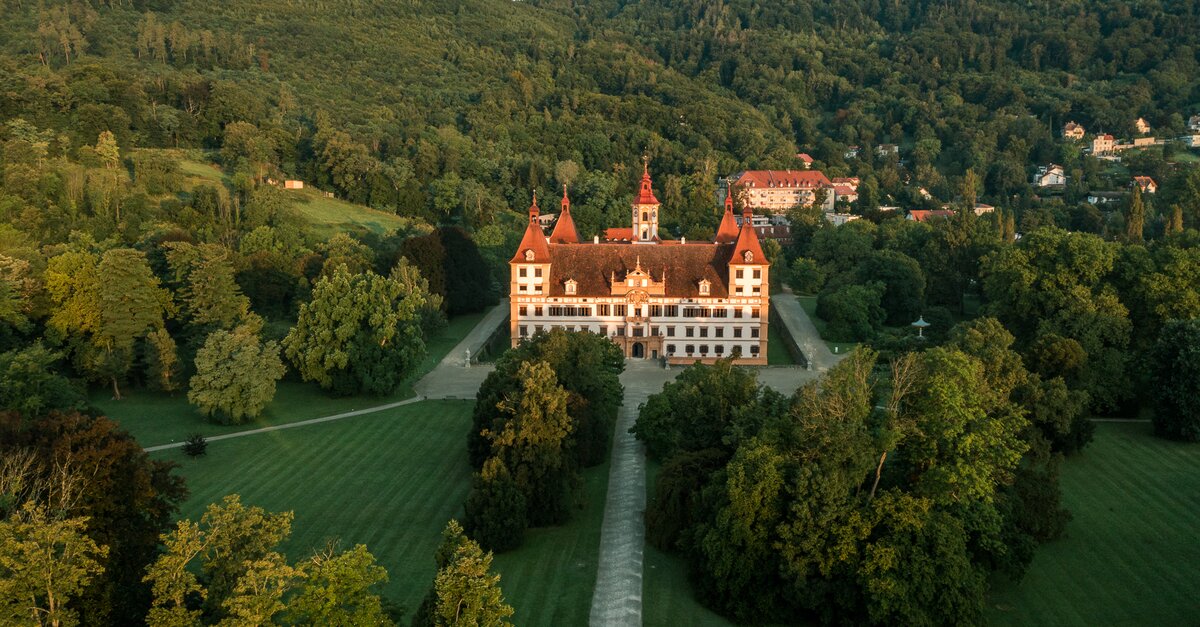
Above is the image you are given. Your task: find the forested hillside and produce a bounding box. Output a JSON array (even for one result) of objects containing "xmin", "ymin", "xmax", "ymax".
[{"xmin": 4, "ymin": 0, "xmax": 1198, "ymax": 240}]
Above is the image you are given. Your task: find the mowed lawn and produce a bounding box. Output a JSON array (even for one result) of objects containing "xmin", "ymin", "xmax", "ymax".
[
  {"xmin": 642, "ymin": 460, "xmax": 734, "ymax": 627},
  {"xmin": 989, "ymin": 422, "xmax": 1200, "ymax": 626},
  {"xmin": 95, "ymin": 309, "xmax": 492, "ymax": 447},
  {"xmin": 152, "ymin": 400, "xmax": 475, "ymax": 615},
  {"xmin": 150, "ymin": 395, "xmax": 612, "ymax": 624}
]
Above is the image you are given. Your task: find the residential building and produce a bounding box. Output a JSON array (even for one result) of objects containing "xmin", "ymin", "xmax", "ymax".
[
  {"xmin": 1189, "ymin": 115, "xmax": 1200, "ymax": 132},
  {"xmin": 876, "ymin": 144, "xmax": 899, "ymax": 157},
  {"xmin": 1092, "ymin": 134, "xmax": 1116, "ymax": 155},
  {"xmin": 844, "ymin": 145, "xmax": 861, "ymax": 159},
  {"xmin": 907, "ymin": 209, "xmax": 955, "ymax": 223},
  {"xmin": 1063, "ymin": 121, "xmax": 1086, "ymax": 140},
  {"xmin": 510, "ymin": 165, "xmax": 770, "ymax": 365},
  {"xmin": 796, "ymin": 153, "xmax": 814, "ymax": 169},
  {"xmin": 1133, "ymin": 176, "xmax": 1157, "ymax": 194},
  {"xmin": 825, "ymin": 213, "xmax": 860, "ymax": 226},
  {"xmin": 1034, "ymin": 164, "xmax": 1067, "ymax": 187},
  {"xmin": 729, "ymin": 170, "xmax": 836, "ymax": 213},
  {"xmin": 1087, "ymin": 192, "xmax": 1126, "ymax": 205},
  {"xmin": 1135, "ymin": 117, "xmax": 1151, "ymax": 134},
  {"xmin": 1182, "ymin": 134, "xmax": 1200, "ymax": 148}
]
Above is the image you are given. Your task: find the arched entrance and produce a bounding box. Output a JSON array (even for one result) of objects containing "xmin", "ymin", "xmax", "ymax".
[{"xmin": 631, "ymin": 342, "xmax": 645, "ymax": 359}]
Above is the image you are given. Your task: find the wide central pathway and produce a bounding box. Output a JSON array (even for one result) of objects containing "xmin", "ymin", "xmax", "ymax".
[{"xmin": 589, "ymin": 360, "xmax": 667, "ymax": 626}]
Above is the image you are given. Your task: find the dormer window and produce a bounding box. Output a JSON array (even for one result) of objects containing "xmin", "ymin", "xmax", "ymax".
[
  {"xmin": 565, "ymin": 279, "xmax": 577, "ymax": 295},
  {"xmin": 698, "ymin": 279, "xmax": 711, "ymax": 296},
  {"xmin": 524, "ymin": 249, "xmax": 535, "ymax": 261},
  {"xmin": 743, "ymin": 251, "xmax": 754, "ymax": 263}
]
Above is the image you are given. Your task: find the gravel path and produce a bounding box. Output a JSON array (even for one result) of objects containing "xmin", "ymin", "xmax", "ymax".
[
  {"xmin": 588, "ymin": 362, "xmax": 659, "ymax": 626},
  {"xmin": 771, "ymin": 287, "xmax": 844, "ymax": 371}
]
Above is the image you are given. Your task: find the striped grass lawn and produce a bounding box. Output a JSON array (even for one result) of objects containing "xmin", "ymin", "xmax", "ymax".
[
  {"xmin": 642, "ymin": 460, "xmax": 734, "ymax": 626},
  {"xmin": 988, "ymin": 421, "xmax": 1200, "ymax": 626},
  {"xmin": 96, "ymin": 309, "xmax": 492, "ymax": 447},
  {"xmin": 643, "ymin": 422, "xmax": 1200, "ymax": 626},
  {"xmin": 151, "ymin": 398, "xmax": 611, "ymax": 624}
]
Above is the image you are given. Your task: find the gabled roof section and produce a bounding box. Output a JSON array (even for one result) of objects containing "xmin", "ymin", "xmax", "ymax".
[
  {"xmin": 545, "ymin": 243, "xmax": 731, "ymax": 298},
  {"xmin": 715, "ymin": 187, "xmax": 740, "ymax": 244},
  {"xmin": 549, "ymin": 185, "xmax": 580, "ymax": 244},
  {"xmin": 511, "ymin": 193, "xmax": 551, "ymax": 263},
  {"xmin": 733, "ymin": 169, "xmax": 832, "ymax": 189},
  {"xmin": 730, "ymin": 208, "xmax": 767, "ymax": 266}
]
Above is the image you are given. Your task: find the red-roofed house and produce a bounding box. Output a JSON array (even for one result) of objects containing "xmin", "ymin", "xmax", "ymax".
[
  {"xmin": 796, "ymin": 153, "xmax": 814, "ymax": 169},
  {"xmin": 1093, "ymin": 134, "xmax": 1116, "ymax": 155},
  {"xmin": 1133, "ymin": 176, "xmax": 1157, "ymax": 194},
  {"xmin": 730, "ymin": 169, "xmax": 836, "ymax": 212},
  {"xmin": 511, "ymin": 164, "xmax": 771, "ymax": 364},
  {"xmin": 907, "ymin": 209, "xmax": 955, "ymax": 223}
]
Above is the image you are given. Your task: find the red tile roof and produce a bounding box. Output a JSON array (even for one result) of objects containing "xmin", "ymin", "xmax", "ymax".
[
  {"xmin": 549, "ymin": 187, "xmax": 580, "ymax": 244},
  {"xmin": 511, "ymin": 194, "xmax": 551, "ymax": 263},
  {"xmin": 715, "ymin": 191, "xmax": 740, "ymax": 243},
  {"xmin": 908, "ymin": 209, "xmax": 955, "ymax": 223},
  {"xmin": 731, "ymin": 210, "xmax": 767, "ymax": 266},
  {"xmin": 545, "ymin": 243, "xmax": 733, "ymax": 298},
  {"xmin": 635, "ymin": 162, "xmax": 660, "ymax": 205},
  {"xmin": 796, "ymin": 153, "xmax": 814, "ymax": 163},
  {"xmin": 733, "ymin": 169, "xmax": 832, "ymax": 189},
  {"xmin": 604, "ymin": 227, "xmax": 634, "ymax": 242}
]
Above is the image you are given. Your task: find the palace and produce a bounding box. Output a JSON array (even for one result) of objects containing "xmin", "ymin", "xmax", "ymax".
[{"xmin": 509, "ymin": 164, "xmax": 770, "ymax": 364}]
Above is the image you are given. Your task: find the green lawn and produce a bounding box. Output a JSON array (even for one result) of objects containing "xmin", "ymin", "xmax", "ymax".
[
  {"xmin": 286, "ymin": 187, "xmax": 416, "ymax": 236},
  {"xmin": 767, "ymin": 321, "xmax": 798, "ymax": 366},
  {"xmin": 988, "ymin": 422, "xmax": 1200, "ymax": 626},
  {"xmin": 150, "ymin": 396, "xmax": 612, "ymax": 625},
  {"xmin": 151, "ymin": 400, "xmax": 475, "ymax": 617},
  {"xmin": 96, "ymin": 309, "xmax": 493, "ymax": 447},
  {"xmin": 795, "ymin": 295, "xmax": 859, "ymax": 354},
  {"xmin": 491, "ymin": 460, "xmax": 610, "ymax": 627},
  {"xmin": 642, "ymin": 460, "xmax": 734, "ymax": 627}
]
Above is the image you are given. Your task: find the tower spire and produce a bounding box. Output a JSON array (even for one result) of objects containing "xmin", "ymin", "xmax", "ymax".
[{"xmin": 528, "ymin": 189, "xmax": 539, "ymax": 223}]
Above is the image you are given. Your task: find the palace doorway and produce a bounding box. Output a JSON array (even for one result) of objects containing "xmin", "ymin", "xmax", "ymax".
[{"xmin": 631, "ymin": 342, "xmax": 645, "ymax": 358}]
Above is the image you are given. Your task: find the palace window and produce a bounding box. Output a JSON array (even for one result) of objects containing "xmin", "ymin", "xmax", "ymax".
[
  {"xmin": 535, "ymin": 325, "xmax": 544, "ymax": 333},
  {"xmin": 715, "ymin": 345, "xmax": 724, "ymax": 355},
  {"xmin": 686, "ymin": 327, "xmax": 695, "ymax": 338},
  {"xmin": 700, "ymin": 328, "xmax": 708, "ymax": 338},
  {"xmin": 715, "ymin": 327, "xmax": 724, "ymax": 338},
  {"xmin": 666, "ymin": 305, "xmax": 679, "ymax": 317},
  {"xmin": 650, "ymin": 305, "xmax": 663, "ymax": 317},
  {"xmin": 615, "ymin": 327, "xmax": 625, "ymax": 336},
  {"xmin": 750, "ymin": 345, "xmax": 760, "ymax": 355},
  {"xmin": 651, "ymin": 326, "xmax": 660, "ymax": 336},
  {"xmin": 633, "ymin": 327, "xmax": 644, "ymax": 337},
  {"xmin": 519, "ymin": 268, "xmax": 527, "ymax": 277},
  {"xmin": 751, "ymin": 327, "xmax": 760, "ymax": 338},
  {"xmin": 667, "ymin": 326, "xmax": 675, "ymax": 337},
  {"xmin": 535, "ymin": 268, "xmax": 543, "ymax": 277},
  {"xmin": 753, "ymin": 270, "xmax": 762, "ymax": 279},
  {"xmin": 712, "ymin": 308, "xmax": 728, "ymax": 318},
  {"xmin": 751, "ymin": 308, "xmax": 760, "ymax": 318},
  {"xmin": 699, "ymin": 280, "xmax": 711, "ymax": 296},
  {"xmin": 519, "ymin": 325, "xmax": 528, "ymax": 337},
  {"xmin": 598, "ymin": 304, "xmax": 611, "ymax": 316},
  {"xmin": 686, "ymin": 345, "xmax": 695, "ymax": 355},
  {"xmin": 700, "ymin": 345, "xmax": 708, "ymax": 355},
  {"xmin": 615, "ymin": 305, "xmax": 627, "ymax": 316},
  {"xmin": 734, "ymin": 328, "xmax": 743, "ymax": 338},
  {"xmin": 565, "ymin": 279, "xmax": 577, "ymax": 295},
  {"xmin": 736, "ymin": 269, "xmax": 744, "ymax": 279},
  {"xmin": 519, "ymin": 306, "xmax": 528, "ymax": 316},
  {"xmin": 600, "ymin": 325, "xmax": 608, "ymax": 336},
  {"xmin": 518, "ymin": 285, "xmax": 527, "ymax": 292},
  {"xmin": 734, "ymin": 308, "xmax": 743, "ymax": 319},
  {"xmin": 667, "ymin": 344, "xmax": 676, "ymax": 354}
]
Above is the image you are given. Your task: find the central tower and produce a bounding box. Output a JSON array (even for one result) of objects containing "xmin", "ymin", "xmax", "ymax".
[{"xmin": 632, "ymin": 157, "xmax": 660, "ymax": 243}]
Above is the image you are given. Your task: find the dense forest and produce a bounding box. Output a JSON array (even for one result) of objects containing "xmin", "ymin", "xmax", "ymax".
[{"xmin": 2, "ymin": 0, "xmax": 1200, "ymax": 625}]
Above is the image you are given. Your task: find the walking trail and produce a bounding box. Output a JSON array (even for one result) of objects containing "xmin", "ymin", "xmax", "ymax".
[{"xmin": 146, "ymin": 301, "xmax": 508, "ymax": 451}]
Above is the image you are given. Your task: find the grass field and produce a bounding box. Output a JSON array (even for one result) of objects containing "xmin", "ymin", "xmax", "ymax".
[
  {"xmin": 795, "ymin": 295, "xmax": 858, "ymax": 354},
  {"xmin": 151, "ymin": 400, "xmax": 475, "ymax": 617},
  {"xmin": 766, "ymin": 322, "xmax": 798, "ymax": 366},
  {"xmin": 150, "ymin": 396, "xmax": 612, "ymax": 625},
  {"xmin": 136, "ymin": 148, "xmax": 418, "ymax": 236},
  {"xmin": 97, "ymin": 309, "xmax": 492, "ymax": 447},
  {"xmin": 491, "ymin": 459, "xmax": 610, "ymax": 626},
  {"xmin": 988, "ymin": 421, "xmax": 1200, "ymax": 626},
  {"xmin": 642, "ymin": 460, "xmax": 735, "ymax": 627}
]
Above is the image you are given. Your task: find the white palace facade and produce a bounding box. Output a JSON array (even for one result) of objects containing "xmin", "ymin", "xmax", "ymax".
[{"xmin": 509, "ymin": 164, "xmax": 770, "ymax": 365}]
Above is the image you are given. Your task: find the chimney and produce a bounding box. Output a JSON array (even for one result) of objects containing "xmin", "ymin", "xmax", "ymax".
[{"xmin": 593, "ymin": 235, "xmax": 599, "ymax": 244}]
